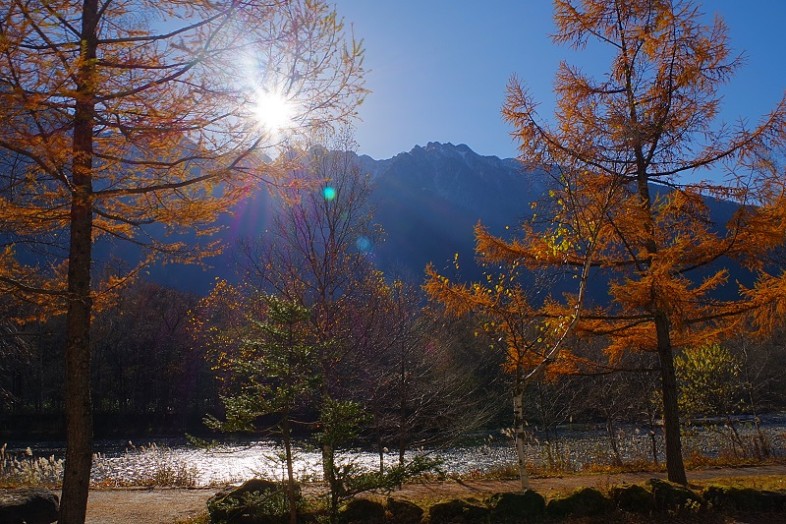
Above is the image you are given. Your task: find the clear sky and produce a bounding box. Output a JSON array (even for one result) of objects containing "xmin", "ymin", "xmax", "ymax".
[{"xmin": 333, "ymin": 1, "xmax": 786, "ymax": 161}]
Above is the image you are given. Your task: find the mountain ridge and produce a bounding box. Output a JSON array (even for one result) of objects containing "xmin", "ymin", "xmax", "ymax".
[{"xmin": 101, "ymin": 141, "xmax": 745, "ymax": 299}]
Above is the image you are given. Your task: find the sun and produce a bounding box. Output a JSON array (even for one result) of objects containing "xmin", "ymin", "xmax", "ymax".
[{"xmin": 253, "ymin": 89, "xmax": 295, "ymax": 132}]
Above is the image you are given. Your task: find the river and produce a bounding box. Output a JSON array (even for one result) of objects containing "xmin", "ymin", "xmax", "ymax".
[{"xmin": 5, "ymin": 417, "xmax": 785, "ymax": 487}]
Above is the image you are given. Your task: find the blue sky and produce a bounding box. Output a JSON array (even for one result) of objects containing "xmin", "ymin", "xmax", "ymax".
[{"xmin": 333, "ymin": 1, "xmax": 786, "ymax": 160}]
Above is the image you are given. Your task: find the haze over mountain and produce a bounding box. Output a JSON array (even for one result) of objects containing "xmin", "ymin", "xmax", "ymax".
[
  {"xmin": 100, "ymin": 141, "xmax": 745, "ymax": 300},
  {"xmin": 128, "ymin": 141, "xmax": 546, "ymax": 294}
]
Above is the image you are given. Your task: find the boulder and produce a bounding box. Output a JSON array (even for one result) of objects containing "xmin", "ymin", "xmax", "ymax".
[
  {"xmin": 385, "ymin": 498, "xmax": 423, "ymax": 524},
  {"xmin": 207, "ymin": 479, "xmax": 293, "ymax": 524},
  {"xmin": 339, "ymin": 498, "xmax": 386, "ymax": 523},
  {"xmin": 546, "ymin": 487, "xmax": 610, "ymax": 517},
  {"xmin": 0, "ymin": 488, "xmax": 59, "ymax": 524},
  {"xmin": 703, "ymin": 486, "xmax": 786, "ymax": 513},
  {"xmin": 488, "ymin": 490, "xmax": 545, "ymax": 521},
  {"xmin": 611, "ymin": 484, "xmax": 654, "ymax": 514},
  {"xmin": 428, "ymin": 498, "xmax": 489, "ymax": 524},
  {"xmin": 647, "ymin": 478, "xmax": 703, "ymax": 513}
]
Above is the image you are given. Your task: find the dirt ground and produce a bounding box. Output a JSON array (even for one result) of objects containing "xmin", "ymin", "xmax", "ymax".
[
  {"xmin": 83, "ymin": 464, "xmax": 786, "ymax": 524},
  {"xmin": 85, "ymin": 488, "xmax": 212, "ymax": 524}
]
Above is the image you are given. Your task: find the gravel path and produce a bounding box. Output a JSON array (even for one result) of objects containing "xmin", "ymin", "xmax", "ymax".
[
  {"xmin": 83, "ymin": 465, "xmax": 786, "ymax": 524},
  {"xmin": 86, "ymin": 488, "xmax": 214, "ymax": 524}
]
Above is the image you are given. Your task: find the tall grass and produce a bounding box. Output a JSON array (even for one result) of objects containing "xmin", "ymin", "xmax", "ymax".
[{"xmin": 1, "ymin": 442, "xmax": 199, "ymax": 488}]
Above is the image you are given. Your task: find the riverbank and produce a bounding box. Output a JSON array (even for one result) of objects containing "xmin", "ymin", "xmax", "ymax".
[{"xmin": 81, "ymin": 464, "xmax": 786, "ymax": 524}]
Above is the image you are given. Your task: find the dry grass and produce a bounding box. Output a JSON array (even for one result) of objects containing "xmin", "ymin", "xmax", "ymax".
[
  {"xmin": 691, "ymin": 474, "xmax": 786, "ymax": 492},
  {"xmin": 174, "ymin": 514, "xmax": 211, "ymax": 524}
]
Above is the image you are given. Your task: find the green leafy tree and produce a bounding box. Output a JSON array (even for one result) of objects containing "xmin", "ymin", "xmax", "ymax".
[
  {"xmin": 425, "ymin": 255, "xmax": 595, "ymax": 490},
  {"xmin": 315, "ymin": 397, "xmax": 367, "ymax": 523},
  {"xmin": 675, "ymin": 344, "xmax": 747, "ymax": 455},
  {"xmin": 236, "ymin": 133, "xmax": 379, "ymax": 495},
  {"xmin": 207, "ymin": 294, "xmax": 317, "ymax": 524}
]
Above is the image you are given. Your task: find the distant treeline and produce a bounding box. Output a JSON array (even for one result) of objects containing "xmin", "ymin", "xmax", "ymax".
[
  {"xmin": 1, "ymin": 282, "xmax": 218, "ymax": 437},
  {"xmin": 3, "ymin": 278, "xmax": 786, "ymax": 446}
]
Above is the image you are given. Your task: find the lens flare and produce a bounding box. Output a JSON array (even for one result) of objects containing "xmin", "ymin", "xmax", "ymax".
[
  {"xmin": 355, "ymin": 236, "xmax": 371, "ymax": 252},
  {"xmin": 322, "ymin": 186, "xmax": 337, "ymax": 201}
]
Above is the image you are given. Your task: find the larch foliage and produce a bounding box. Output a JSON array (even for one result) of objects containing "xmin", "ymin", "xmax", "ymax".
[
  {"xmin": 0, "ymin": 1, "xmax": 364, "ymax": 522},
  {"xmin": 427, "ymin": 0, "xmax": 786, "ymax": 486}
]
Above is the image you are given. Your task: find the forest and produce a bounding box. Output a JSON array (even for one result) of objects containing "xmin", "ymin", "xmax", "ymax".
[
  {"xmin": 2, "ymin": 0, "xmax": 786, "ymax": 522},
  {"xmin": 3, "ymin": 142, "xmax": 786, "ymax": 464}
]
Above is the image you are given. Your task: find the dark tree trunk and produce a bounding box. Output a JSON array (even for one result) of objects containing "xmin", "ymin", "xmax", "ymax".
[
  {"xmin": 512, "ymin": 374, "xmax": 529, "ymax": 491},
  {"xmin": 322, "ymin": 442, "xmax": 340, "ymax": 524},
  {"xmin": 282, "ymin": 417, "xmax": 298, "ymax": 524},
  {"xmin": 636, "ymin": 153, "xmax": 687, "ymax": 485},
  {"xmin": 605, "ymin": 415, "xmax": 622, "ymax": 466},
  {"xmin": 398, "ymin": 354, "xmax": 407, "ymax": 467},
  {"xmin": 60, "ymin": 1, "xmax": 98, "ymax": 522},
  {"xmin": 377, "ymin": 439, "xmax": 384, "ymax": 474},
  {"xmin": 654, "ymin": 313, "xmax": 687, "ymax": 485}
]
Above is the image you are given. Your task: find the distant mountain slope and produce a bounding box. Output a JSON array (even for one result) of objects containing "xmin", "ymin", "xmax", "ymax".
[
  {"xmin": 122, "ymin": 141, "xmax": 544, "ymax": 293},
  {"xmin": 369, "ymin": 142, "xmax": 545, "ymax": 282},
  {"xmin": 93, "ymin": 141, "xmax": 748, "ymax": 300}
]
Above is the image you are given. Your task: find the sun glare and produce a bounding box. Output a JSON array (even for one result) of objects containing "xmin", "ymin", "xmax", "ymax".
[{"xmin": 253, "ymin": 89, "xmax": 295, "ymax": 132}]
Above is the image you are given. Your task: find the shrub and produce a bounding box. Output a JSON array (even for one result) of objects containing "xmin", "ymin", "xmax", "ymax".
[
  {"xmin": 149, "ymin": 460, "xmax": 199, "ymax": 488},
  {"xmin": 488, "ymin": 490, "xmax": 546, "ymax": 521},
  {"xmin": 385, "ymin": 498, "xmax": 423, "ymax": 524},
  {"xmin": 648, "ymin": 478, "xmax": 703, "ymax": 514},
  {"xmin": 428, "ymin": 499, "xmax": 489, "ymax": 524},
  {"xmin": 546, "ymin": 487, "xmax": 610, "ymax": 517},
  {"xmin": 0, "ymin": 445, "xmax": 63, "ymax": 488},
  {"xmin": 610, "ymin": 484, "xmax": 654, "ymax": 514}
]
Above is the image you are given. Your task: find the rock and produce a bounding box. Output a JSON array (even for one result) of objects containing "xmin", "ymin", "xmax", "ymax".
[
  {"xmin": 428, "ymin": 498, "xmax": 489, "ymax": 524},
  {"xmin": 339, "ymin": 498, "xmax": 386, "ymax": 523},
  {"xmin": 385, "ymin": 498, "xmax": 423, "ymax": 524},
  {"xmin": 488, "ymin": 490, "xmax": 545, "ymax": 521},
  {"xmin": 546, "ymin": 487, "xmax": 610, "ymax": 517},
  {"xmin": 611, "ymin": 484, "xmax": 654, "ymax": 514},
  {"xmin": 207, "ymin": 479, "xmax": 293, "ymax": 524},
  {"xmin": 0, "ymin": 488, "xmax": 59, "ymax": 524},
  {"xmin": 647, "ymin": 478, "xmax": 703, "ymax": 513},
  {"xmin": 703, "ymin": 485, "xmax": 786, "ymax": 512}
]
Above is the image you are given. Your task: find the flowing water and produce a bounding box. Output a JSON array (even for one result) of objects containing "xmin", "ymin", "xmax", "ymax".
[
  {"xmin": 90, "ymin": 439, "xmax": 523, "ymax": 486},
  {"xmin": 5, "ymin": 417, "xmax": 785, "ymax": 487}
]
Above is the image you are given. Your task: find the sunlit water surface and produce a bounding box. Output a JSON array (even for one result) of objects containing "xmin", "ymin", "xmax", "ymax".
[
  {"xmin": 8, "ymin": 417, "xmax": 785, "ymax": 487},
  {"xmin": 86, "ymin": 441, "xmax": 522, "ymax": 486}
]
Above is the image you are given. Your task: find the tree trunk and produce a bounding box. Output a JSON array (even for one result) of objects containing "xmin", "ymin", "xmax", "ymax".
[
  {"xmin": 378, "ymin": 440, "xmax": 385, "ymax": 474},
  {"xmin": 398, "ymin": 343, "xmax": 408, "ymax": 467},
  {"xmin": 282, "ymin": 418, "xmax": 298, "ymax": 524},
  {"xmin": 322, "ymin": 442, "xmax": 339, "ymax": 524},
  {"xmin": 60, "ymin": 1, "xmax": 98, "ymax": 522},
  {"xmin": 724, "ymin": 416, "xmax": 745, "ymax": 457},
  {"xmin": 647, "ymin": 413, "xmax": 659, "ymax": 466},
  {"xmin": 649, "ymin": 429, "xmax": 659, "ymax": 465},
  {"xmin": 512, "ymin": 377, "xmax": 529, "ymax": 491},
  {"xmin": 605, "ymin": 416, "xmax": 622, "ymax": 466},
  {"xmin": 636, "ymin": 148, "xmax": 687, "ymax": 485},
  {"xmin": 654, "ymin": 313, "xmax": 687, "ymax": 485},
  {"xmin": 60, "ymin": 127, "xmax": 95, "ymax": 522}
]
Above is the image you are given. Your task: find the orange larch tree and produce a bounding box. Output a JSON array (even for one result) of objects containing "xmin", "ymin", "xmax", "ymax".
[
  {"xmin": 430, "ymin": 0, "xmax": 786, "ymax": 487},
  {"xmin": 500, "ymin": 0, "xmax": 786, "ymax": 485},
  {"xmin": 426, "ymin": 261, "xmax": 547, "ymax": 490},
  {"xmin": 0, "ymin": 1, "xmax": 364, "ymax": 522},
  {"xmin": 425, "ymin": 158, "xmax": 619, "ymax": 490}
]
